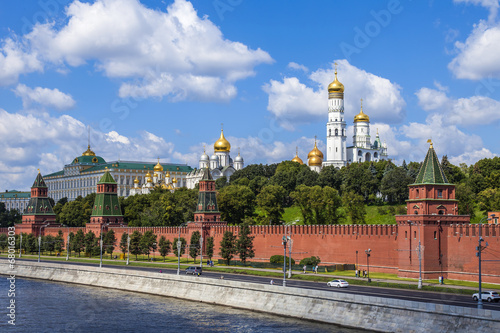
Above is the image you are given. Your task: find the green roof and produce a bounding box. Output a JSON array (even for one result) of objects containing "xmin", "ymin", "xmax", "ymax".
[
  {"xmin": 0, "ymin": 191, "xmax": 30, "ymax": 199},
  {"xmin": 32, "ymin": 173, "xmax": 47, "ymax": 188},
  {"xmin": 71, "ymin": 155, "xmax": 106, "ymax": 165},
  {"xmin": 97, "ymin": 170, "xmax": 117, "ymax": 184},
  {"xmin": 201, "ymin": 168, "xmax": 213, "ymax": 181},
  {"xmin": 23, "ymin": 197, "xmax": 55, "ymax": 215},
  {"xmin": 44, "ymin": 170, "xmax": 64, "ymax": 178},
  {"xmin": 413, "ymin": 146, "xmax": 450, "ymax": 185}
]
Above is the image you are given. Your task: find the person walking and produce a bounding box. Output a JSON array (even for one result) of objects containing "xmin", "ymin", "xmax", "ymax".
[
  {"xmin": 303, "ymin": 265, "xmax": 307, "ymax": 273},
  {"xmin": 270, "ymin": 279, "xmax": 274, "ymax": 285},
  {"xmin": 355, "ymin": 269, "xmax": 358, "ymax": 278}
]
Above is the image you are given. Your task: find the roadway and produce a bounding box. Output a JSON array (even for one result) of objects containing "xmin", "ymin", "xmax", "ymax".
[{"xmin": 5, "ymin": 258, "xmax": 500, "ymax": 311}]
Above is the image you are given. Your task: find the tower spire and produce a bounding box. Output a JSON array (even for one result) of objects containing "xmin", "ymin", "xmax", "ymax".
[{"xmin": 427, "ymin": 139, "xmax": 433, "ymax": 149}]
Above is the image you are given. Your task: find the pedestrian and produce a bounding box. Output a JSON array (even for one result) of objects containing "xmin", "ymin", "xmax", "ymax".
[
  {"xmin": 270, "ymin": 279, "xmax": 274, "ymax": 285},
  {"xmin": 315, "ymin": 265, "xmax": 318, "ymax": 274},
  {"xmin": 355, "ymin": 269, "xmax": 358, "ymax": 278},
  {"xmin": 303, "ymin": 265, "xmax": 307, "ymax": 273}
]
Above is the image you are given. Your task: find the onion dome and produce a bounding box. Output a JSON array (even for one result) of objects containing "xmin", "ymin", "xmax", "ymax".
[
  {"xmin": 147, "ymin": 177, "xmax": 152, "ymax": 183},
  {"xmin": 328, "ymin": 63, "xmax": 344, "ymax": 94},
  {"xmin": 308, "ymin": 155, "xmax": 322, "ymax": 167},
  {"xmin": 291, "ymin": 147, "xmax": 303, "ymax": 165},
  {"xmin": 145, "ymin": 170, "xmax": 152, "ymax": 179},
  {"xmin": 154, "ymin": 158, "xmax": 163, "ymax": 172},
  {"xmin": 133, "ymin": 177, "xmax": 139, "ymax": 184},
  {"xmin": 354, "ymin": 99, "xmax": 370, "ymax": 123},
  {"xmin": 200, "ymin": 149, "xmax": 209, "ymax": 161},
  {"xmin": 214, "ymin": 128, "xmax": 231, "ymax": 152},
  {"xmin": 210, "ymin": 154, "xmax": 217, "ymax": 161},
  {"xmin": 166, "ymin": 172, "xmax": 170, "ymax": 178},
  {"xmin": 82, "ymin": 145, "xmax": 96, "ymax": 156},
  {"xmin": 172, "ymin": 178, "xmax": 177, "ymax": 183},
  {"xmin": 307, "ymin": 139, "xmax": 324, "ymax": 159},
  {"xmin": 235, "ymin": 148, "xmax": 243, "ymax": 162}
]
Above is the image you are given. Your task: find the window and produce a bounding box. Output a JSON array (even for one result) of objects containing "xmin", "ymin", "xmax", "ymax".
[
  {"xmin": 335, "ymin": 129, "xmax": 338, "ymax": 136},
  {"xmin": 416, "ymin": 189, "xmax": 419, "ymax": 198},
  {"xmin": 438, "ymin": 210, "xmax": 444, "ymax": 215},
  {"xmin": 434, "ymin": 231, "xmax": 437, "ymax": 240},
  {"xmin": 414, "ymin": 231, "xmax": 417, "ymax": 239},
  {"xmin": 405, "ymin": 231, "xmax": 407, "ymax": 239},
  {"xmin": 437, "ymin": 189, "xmax": 443, "ymax": 198}
]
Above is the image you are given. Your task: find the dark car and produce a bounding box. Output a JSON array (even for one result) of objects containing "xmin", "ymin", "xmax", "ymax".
[{"xmin": 185, "ymin": 266, "xmax": 202, "ymax": 275}]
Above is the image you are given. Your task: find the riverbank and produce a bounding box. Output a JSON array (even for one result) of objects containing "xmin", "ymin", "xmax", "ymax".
[{"xmin": 1, "ymin": 261, "xmax": 499, "ymax": 332}]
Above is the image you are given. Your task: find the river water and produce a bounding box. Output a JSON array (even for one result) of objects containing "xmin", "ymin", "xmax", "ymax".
[{"xmin": 0, "ymin": 278, "xmax": 373, "ymax": 332}]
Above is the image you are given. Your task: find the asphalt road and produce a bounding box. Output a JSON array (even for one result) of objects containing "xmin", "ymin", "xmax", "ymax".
[{"xmin": 5, "ymin": 258, "xmax": 500, "ymax": 311}]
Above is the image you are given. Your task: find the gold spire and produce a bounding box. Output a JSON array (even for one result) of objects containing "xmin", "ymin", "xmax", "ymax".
[
  {"xmin": 82, "ymin": 145, "xmax": 96, "ymax": 156},
  {"xmin": 307, "ymin": 136, "xmax": 324, "ymax": 160},
  {"xmin": 38, "ymin": 168, "xmax": 40, "ymax": 174},
  {"xmin": 328, "ymin": 62, "xmax": 345, "ymax": 94},
  {"xmin": 214, "ymin": 125, "xmax": 231, "ymax": 152},
  {"xmin": 354, "ymin": 98, "xmax": 370, "ymax": 123},
  {"xmin": 427, "ymin": 139, "xmax": 433, "ymax": 149}
]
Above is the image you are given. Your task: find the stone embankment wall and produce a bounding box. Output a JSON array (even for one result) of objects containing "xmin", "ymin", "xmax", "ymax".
[{"xmin": 1, "ymin": 262, "xmax": 499, "ymax": 333}]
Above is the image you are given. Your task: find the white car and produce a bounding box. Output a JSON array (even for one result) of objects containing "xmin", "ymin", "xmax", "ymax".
[
  {"xmin": 327, "ymin": 279, "xmax": 349, "ymax": 288},
  {"xmin": 472, "ymin": 291, "xmax": 500, "ymax": 302}
]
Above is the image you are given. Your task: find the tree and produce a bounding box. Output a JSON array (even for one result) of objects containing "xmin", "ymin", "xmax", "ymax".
[
  {"xmin": 104, "ymin": 229, "xmax": 117, "ymax": 257},
  {"xmin": 342, "ymin": 191, "xmax": 366, "ymax": 224},
  {"xmin": 173, "ymin": 237, "xmax": 187, "ymax": 258},
  {"xmin": 380, "ymin": 167, "xmax": 413, "ymax": 204},
  {"xmin": 120, "ymin": 232, "xmax": 129, "ymax": 258},
  {"xmin": 236, "ymin": 224, "xmax": 255, "ymax": 264},
  {"xmin": 456, "ymin": 183, "xmax": 476, "ymax": 219},
  {"xmin": 219, "ymin": 231, "xmax": 237, "ymax": 265},
  {"xmin": 206, "ymin": 236, "xmax": 215, "ymax": 262},
  {"xmin": 140, "ymin": 230, "xmax": 156, "ymax": 259},
  {"xmin": 22, "ymin": 233, "xmax": 37, "ymax": 254},
  {"xmin": 189, "ymin": 231, "xmax": 201, "ymax": 263},
  {"xmin": 256, "ymin": 185, "xmax": 287, "ymax": 225},
  {"xmin": 67, "ymin": 232, "xmax": 75, "ymax": 257},
  {"xmin": 477, "ymin": 188, "xmax": 500, "ymax": 212},
  {"xmin": 130, "ymin": 231, "xmax": 143, "ymax": 260},
  {"xmin": 54, "ymin": 230, "xmax": 64, "ymax": 254},
  {"xmin": 218, "ymin": 185, "xmax": 256, "ymax": 224},
  {"xmin": 58, "ymin": 196, "xmax": 92, "ymax": 227},
  {"xmin": 72, "ymin": 229, "xmax": 85, "ymax": 257},
  {"xmin": 215, "ymin": 176, "xmax": 228, "ymax": 189},
  {"xmin": 0, "ymin": 234, "xmax": 8, "ymax": 253},
  {"xmin": 158, "ymin": 236, "xmax": 172, "ymax": 261},
  {"xmin": 316, "ymin": 166, "xmax": 342, "ymax": 191},
  {"xmin": 84, "ymin": 231, "xmax": 97, "ymax": 257}
]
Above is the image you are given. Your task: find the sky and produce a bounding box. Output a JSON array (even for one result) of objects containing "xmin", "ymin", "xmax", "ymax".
[{"xmin": 1, "ymin": 0, "xmax": 500, "ymax": 191}]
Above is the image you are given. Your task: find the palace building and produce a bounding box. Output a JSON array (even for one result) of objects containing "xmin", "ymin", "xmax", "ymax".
[
  {"xmin": 293, "ymin": 64, "xmax": 388, "ymax": 171},
  {"xmin": 44, "ymin": 145, "xmax": 192, "ymax": 201},
  {"xmin": 0, "ymin": 190, "xmax": 30, "ymax": 212}
]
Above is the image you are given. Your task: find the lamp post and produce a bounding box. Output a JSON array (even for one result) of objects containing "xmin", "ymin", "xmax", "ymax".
[
  {"xmin": 409, "ymin": 221, "xmax": 423, "ymax": 289},
  {"xmin": 365, "ymin": 249, "xmax": 371, "ymax": 282},
  {"xmin": 199, "ymin": 236, "xmax": 203, "ymax": 268},
  {"xmin": 99, "ymin": 223, "xmax": 110, "ymax": 268},
  {"xmin": 126, "ymin": 233, "xmax": 130, "ymax": 265},
  {"xmin": 38, "ymin": 223, "xmax": 50, "ymax": 263},
  {"xmin": 18, "ymin": 233, "xmax": 22, "ymax": 258},
  {"xmin": 177, "ymin": 223, "xmax": 186, "ymax": 276},
  {"xmin": 288, "ymin": 237, "xmax": 293, "ymax": 279},
  {"xmin": 477, "ymin": 214, "xmax": 493, "ymax": 309},
  {"xmin": 282, "ymin": 236, "xmax": 289, "ymax": 287}
]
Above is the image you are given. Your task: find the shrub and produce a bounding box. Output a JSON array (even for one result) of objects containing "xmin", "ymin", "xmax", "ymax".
[
  {"xmin": 377, "ymin": 206, "xmax": 388, "ymax": 215},
  {"xmin": 270, "ymin": 255, "xmax": 295, "ymax": 265},
  {"xmin": 396, "ymin": 206, "xmax": 407, "ymax": 215},
  {"xmin": 299, "ymin": 256, "xmax": 321, "ymax": 266}
]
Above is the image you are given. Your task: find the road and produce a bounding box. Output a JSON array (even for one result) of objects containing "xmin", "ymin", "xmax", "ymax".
[{"xmin": 5, "ymin": 258, "xmax": 500, "ymax": 311}]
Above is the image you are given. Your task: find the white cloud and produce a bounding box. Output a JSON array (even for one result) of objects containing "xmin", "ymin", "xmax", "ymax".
[
  {"xmin": 287, "ymin": 62, "xmax": 308, "ymax": 72},
  {"xmin": 454, "ymin": 0, "xmax": 499, "ymax": 22},
  {"xmin": 263, "ymin": 59, "xmax": 406, "ymax": 130},
  {"xmin": 13, "ymin": 84, "xmax": 75, "ymax": 110},
  {"xmin": 9, "ymin": 0, "xmax": 272, "ymax": 102},
  {"xmin": 449, "ymin": 147, "xmax": 496, "ymax": 165},
  {"xmin": 0, "ymin": 38, "xmax": 42, "ymax": 86},
  {"xmin": 415, "ymin": 87, "xmax": 500, "ymax": 125}
]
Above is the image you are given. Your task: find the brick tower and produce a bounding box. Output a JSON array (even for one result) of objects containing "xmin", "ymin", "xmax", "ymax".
[
  {"xmin": 18, "ymin": 171, "xmax": 57, "ymax": 236},
  {"xmin": 396, "ymin": 141, "xmax": 469, "ymax": 279},
  {"xmin": 87, "ymin": 168, "xmax": 124, "ymax": 234},
  {"xmin": 193, "ymin": 168, "xmax": 221, "ymax": 223}
]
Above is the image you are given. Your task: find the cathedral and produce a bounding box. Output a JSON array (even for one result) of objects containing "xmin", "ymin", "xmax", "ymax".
[
  {"xmin": 129, "ymin": 159, "xmax": 178, "ymax": 195},
  {"xmin": 186, "ymin": 128, "xmax": 244, "ymax": 189},
  {"xmin": 293, "ymin": 65, "xmax": 388, "ymax": 171}
]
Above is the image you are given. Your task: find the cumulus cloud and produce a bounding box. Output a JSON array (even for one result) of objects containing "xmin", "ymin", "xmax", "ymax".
[
  {"xmin": 415, "ymin": 86, "xmax": 500, "ymax": 126},
  {"xmin": 263, "ymin": 59, "xmax": 406, "ymax": 130},
  {"xmin": 1, "ymin": 0, "xmax": 273, "ymax": 101},
  {"xmin": 13, "ymin": 84, "xmax": 75, "ymax": 110},
  {"xmin": 449, "ymin": 147, "xmax": 496, "ymax": 165},
  {"xmin": 0, "ymin": 38, "xmax": 42, "ymax": 86},
  {"xmin": 287, "ymin": 62, "xmax": 308, "ymax": 72},
  {"xmin": 454, "ymin": 0, "xmax": 499, "ymax": 22}
]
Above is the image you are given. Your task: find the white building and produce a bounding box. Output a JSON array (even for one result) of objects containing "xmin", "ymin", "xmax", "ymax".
[
  {"xmin": 293, "ymin": 64, "xmax": 388, "ymax": 172},
  {"xmin": 44, "ymin": 146, "xmax": 192, "ymax": 201},
  {"xmin": 0, "ymin": 190, "xmax": 30, "ymax": 212},
  {"xmin": 186, "ymin": 129, "xmax": 244, "ymax": 189}
]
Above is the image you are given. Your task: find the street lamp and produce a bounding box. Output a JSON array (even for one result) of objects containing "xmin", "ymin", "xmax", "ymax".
[
  {"xmin": 126, "ymin": 232, "xmax": 130, "ymax": 265},
  {"xmin": 177, "ymin": 223, "xmax": 187, "ymax": 276},
  {"xmin": 62, "ymin": 224, "xmax": 70, "ymax": 261},
  {"xmin": 99, "ymin": 223, "xmax": 110, "ymax": 268},
  {"xmin": 288, "ymin": 237, "xmax": 293, "ymax": 279},
  {"xmin": 199, "ymin": 236, "xmax": 203, "ymax": 268},
  {"xmin": 477, "ymin": 214, "xmax": 493, "ymax": 309},
  {"xmin": 38, "ymin": 223, "xmax": 50, "ymax": 263},
  {"xmin": 282, "ymin": 236, "xmax": 289, "ymax": 287},
  {"xmin": 18, "ymin": 233, "xmax": 22, "ymax": 258},
  {"xmin": 365, "ymin": 249, "xmax": 371, "ymax": 282},
  {"xmin": 409, "ymin": 221, "xmax": 423, "ymax": 289}
]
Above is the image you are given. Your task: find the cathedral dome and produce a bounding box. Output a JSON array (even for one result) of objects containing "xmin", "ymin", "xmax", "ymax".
[
  {"xmin": 154, "ymin": 160, "xmax": 163, "ymax": 172},
  {"xmin": 200, "ymin": 151, "xmax": 209, "ymax": 161},
  {"xmin": 82, "ymin": 145, "xmax": 96, "ymax": 156},
  {"xmin": 210, "ymin": 154, "xmax": 217, "ymax": 161},
  {"xmin": 235, "ymin": 151, "xmax": 243, "ymax": 162},
  {"xmin": 172, "ymin": 178, "xmax": 177, "ymax": 183},
  {"xmin": 307, "ymin": 141, "xmax": 324, "ymax": 159},
  {"xmin": 328, "ymin": 66, "xmax": 344, "ymax": 93},
  {"xmin": 354, "ymin": 100, "xmax": 370, "ymax": 123},
  {"xmin": 214, "ymin": 129, "xmax": 231, "ymax": 152},
  {"xmin": 145, "ymin": 170, "xmax": 152, "ymax": 179},
  {"xmin": 308, "ymin": 155, "xmax": 322, "ymax": 167},
  {"xmin": 291, "ymin": 147, "xmax": 303, "ymax": 164},
  {"xmin": 133, "ymin": 177, "xmax": 139, "ymax": 184}
]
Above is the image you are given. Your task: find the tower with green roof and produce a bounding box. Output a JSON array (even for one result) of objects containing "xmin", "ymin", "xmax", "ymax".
[
  {"xmin": 193, "ymin": 168, "xmax": 221, "ymax": 223},
  {"xmin": 19, "ymin": 171, "xmax": 57, "ymax": 236},
  {"xmin": 88, "ymin": 168, "xmax": 124, "ymax": 234}
]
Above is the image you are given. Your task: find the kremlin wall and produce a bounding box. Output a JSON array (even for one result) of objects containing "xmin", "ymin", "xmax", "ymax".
[{"xmin": 4, "ymin": 142, "xmax": 500, "ymax": 285}]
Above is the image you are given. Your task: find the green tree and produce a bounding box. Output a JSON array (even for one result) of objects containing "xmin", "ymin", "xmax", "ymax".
[
  {"xmin": 477, "ymin": 188, "xmax": 500, "ymax": 211},
  {"xmin": 140, "ymin": 230, "xmax": 157, "ymax": 259},
  {"xmin": 54, "ymin": 230, "xmax": 64, "ymax": 254},
  {"xmin": 380, "ymin": 167, "xmax": 414, "ymax": 204},
  {"xmin": 456, "ymin": 183, "xmax": 476, "ymax": 219},
  {"xmin": 120, "ymin": 232, "xmax": 129, "ymax": 258},
  {"xmin": 84, "ymin": 231, "xmax": 97, "ymax": 257},
  {"xmin": 58, "ymin": 196, "xmax": 92, "ymax": 227},
  {"xmin": 206, "ymin": 236, "xmax": 215, "ymax": 261},
  {"xmin": 0, "ymin": 233, "xmax": 8, "ymax": 252},
  {"xmin": 218, "ymin": 185, "xmax": 256, "ymax": 224},
  {"xmin": 158, "ymin": 236, "xmax": 172, "ymax": 261},
  {"xmin": 104, "ymin": 229, "xmax": 117, "ymax": 257},
  {"xmin": 342, "ymin": 191, "xmax": 366, "ymax": 224},
  {"xmin": 130, "ymin": 230, "xmax": 143, "ymax": 260},
  {"xmin": 72, "ymin": 229, "xmax": 85, "ymax": 257},
  {"xmin": 219, "ymin": 231, "xmax": 237, "ymax": 265},
  {"xmin": 189, "ymin": 231, "xmax": 201, "ymax": 263},
  {"xmin": 67, "ymin": 232, "xmax": 75, "ymax": 257},
  {"xmin": 316, "ymin": 166, "xmax": 342, "ymax": 191},
  {"xmin": 43, "ymin": 235, "xmax": 55, "ymax": 255},
  {"xmin": 256, "ymin": 185, "xmax": 287, "ymax": 225},
  {"xmin": 173, "ymin": 237, "xmax": 187, "ymax": 258},
  {"xmin": 215, "ymin": 176, "xmax": 228, "ymax": 189},
  {"xmin": 236, "ymin": 224, "xmax": 255, "ymax": 264}
]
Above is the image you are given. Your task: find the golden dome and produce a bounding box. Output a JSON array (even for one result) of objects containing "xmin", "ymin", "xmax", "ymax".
[
  {"xmin": 307, "ymin": 140, "xmax": 324, "ymax": 159},
  {"xmin": 133, "ymin": 177, "xmax": 139, "ymax": 184},
  {"xmin": 328, "ymin": 64, "xmax": 344, "ymax": 93},
  {"xmin": 147, "ymin": 177, "xmax": 152, "ymax": 183},
  {"xmin": 172, "ymin": 178, "xmax": 177, "ymax": 183},
  {"xmin": 166, "ymin": 172, "xmax": 170, "ymax": 178},
  {"xmin": 82, "ymin": 145, "xmax": 96, "ymax": 156},
  {"xmin": 161, "ymin": 183, "xmax": 167, "ymax": 190},
  {"xmin": 154, "ymin": 158, "xmax": 163, "ymax": 172},
  {"xmin": 214, "ymin": 128, "xmax": 231, "ymax": 152},
  {"xmin": 145, "ymin": 170, "xmax": 152, "ymax": 179},
  {"xmin": 308, "ymin": 155, "xmax": 323, "ymax": 167},
  {"xmin": 291, "ymin": 147, "xmax": 303, "ymax": 165},
  {"xmin": 354, "ymin": 99, "xmax": 370, "ymax": 123}
]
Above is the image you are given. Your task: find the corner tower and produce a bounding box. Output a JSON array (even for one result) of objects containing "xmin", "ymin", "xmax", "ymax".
[
  {"xmin": 323, "ymin": 63, "xmax": 347, "ymax": 168},
  {"xmin": 193, "ymin": 168, "xmax": 221, "ymax": 223}
]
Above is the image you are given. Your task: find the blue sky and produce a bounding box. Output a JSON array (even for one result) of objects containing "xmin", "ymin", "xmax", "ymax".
[{"xmin": 1, "ymin": 0, "xmax": 500, "ymax": 190}]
